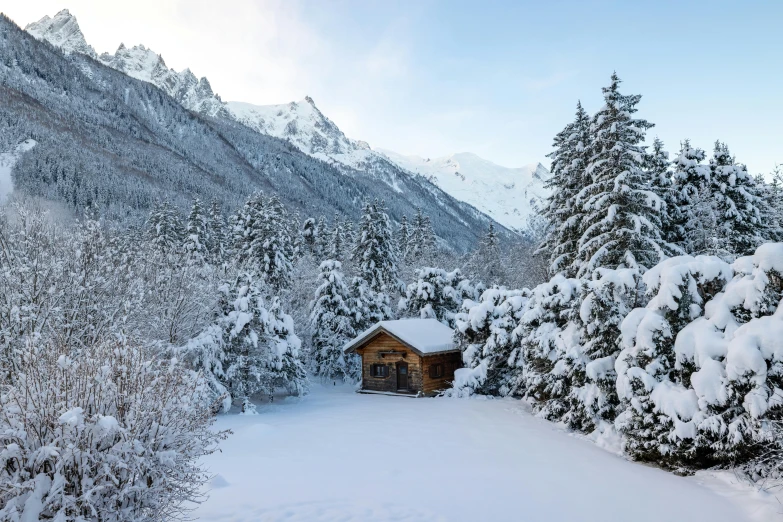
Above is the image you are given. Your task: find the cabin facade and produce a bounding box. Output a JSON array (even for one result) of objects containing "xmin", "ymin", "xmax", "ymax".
[{"xmin": 344, "ymin": 319, "xmax": 462, "ymax": 396}]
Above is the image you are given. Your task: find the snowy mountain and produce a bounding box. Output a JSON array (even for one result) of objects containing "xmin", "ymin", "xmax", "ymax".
[
  {"xmin": 25, "ymin": 10, "xmax": 227, "ymax": 118},
  {"xmin": 379, "ymin": 150, "xmax": 550, "ymax": 231},
  {"xmin": 5, "ymin": 12, "xmax": 499, "ymax": 251},
  {"xmin": 24, "ymin": 9, "xmax": 96, "ymax": 58},
  {"xmin": 24, "ymin": 10, "xmax": 547, "ymax": 233}
]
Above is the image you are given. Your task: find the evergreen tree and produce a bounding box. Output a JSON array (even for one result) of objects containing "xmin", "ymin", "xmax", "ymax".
[
  {"xmin": 328, "ymin": 214, "xmax": 347, "ymax": 261},
  {"xmin": 207, "ymin": 200, "xmax": 228, "ymax": 264},
  {"xmin": 315, "ymin": 216, "xmax": 329, "ymax": 258},
  {"xmin": 302, "ymin": 217, "xmax": 317, "ymax": 256},
  {"xmin": 709, "ymin": 141, "xmax": 765, "ymax": 256},
  {"xmin": 232, "ymin": 192, "xmax": 265, "ymax": 263},
  {"xmin": 409, "ymin": 208, "xmax": 436, "ymax": 264},
  {"xmin": 310, "ymin": 260, "xmax": 359, "ymax": 381},
  {"xmin": 348, "ymin": 276, "xmax": 392, "ymax": 333},
  {"xmin": 352, "ymin": 199, "xmax": 401, "ymax": 293},
  {"xmin": 465, "ymin": 224, "xmax": 504, "ymax": 285},
  {"xmin": 184, "ymin": 197, "xmax": 208, "ymax": 258},
  {"xmin": 253, "ymin": 195, "xmax": 294, "ymax": 291},
  {"xmin": 146, "ymin": 199, "xmax": 184, "ymax": 255},
  {"xmin": 397, "ymin": 215, "xmax": 410, "ymax": 261},
  {"xmin": 218, "ymin": 271, "xmax": 307, "ymax": 411},
  {"xmin": 670, "ymin": 142, "xmax": 711, "ymax": 252},
  {"xmin": 645, "ymin": 138, "xmax": 679, "ymax": 249},
  {"xmin": 574, "ymin": 73, "xmax": 668, "ymax": 276},
  {"xmin": 540, "ymin": 101, "xmax": 591, "ymax": 277},
  {"xmin": 400, "ymin": 267, "xmax": 479, "ymax": 327}
]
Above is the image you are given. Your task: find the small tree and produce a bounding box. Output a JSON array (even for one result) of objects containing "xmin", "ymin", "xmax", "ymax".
[{"xmin": 399, "ymin": 267, "xmax": 479, "ymax": 327}]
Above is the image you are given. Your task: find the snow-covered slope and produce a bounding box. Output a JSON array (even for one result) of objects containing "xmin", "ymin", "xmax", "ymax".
[
  {"xmin": 25, "ymin": 11, "xmax": 226, "ymax": 118},
  {"xmin": 228, "ymin": 98, "xmax": 373, "ymax": 166},
  {"xmin": 24, "ymin": 9, "xmax": 96, "ymax": 58},
  {"xmin": 380, "ymin": 150, "xmax": 550, "ymax": 231},
  {"xmin": 24, "ymin": 9, "xmax": 546, "ymax": 232},
  {"xmin": 0, "ymin": 139, "xmax": 37, "ymax": 204}
]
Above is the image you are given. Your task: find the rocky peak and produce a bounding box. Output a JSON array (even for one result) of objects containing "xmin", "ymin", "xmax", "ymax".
[{"xmin": 25, "ymin": 9, "xmax": 96, "ymax": 58}]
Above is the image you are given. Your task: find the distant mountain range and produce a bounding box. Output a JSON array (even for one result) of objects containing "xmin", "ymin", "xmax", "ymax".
[{"xmin": 14, "ymin": 9, "xmax": 548, "ymax": 247}]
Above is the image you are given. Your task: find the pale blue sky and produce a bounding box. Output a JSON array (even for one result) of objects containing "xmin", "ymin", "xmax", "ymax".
[{"xmin": 8, "ymin": 0, "xmax": 783, "ymax": 174}]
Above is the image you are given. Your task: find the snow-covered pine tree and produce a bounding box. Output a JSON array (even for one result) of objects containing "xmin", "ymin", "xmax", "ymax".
[
  {"xmin": 252, "ymin": 195, "xmax": 295, "ymax": 291},
  {"xmin": 399, "ymin": 267, "xmax": 479, "ymax": 327},
  {"xmin": 465, "ymin": 223, "xmax": 505, "ymax": 285},
  {"xmin": 348, "ymin": 276, "xmax": 392, "ymax": 333},
  {"xmin": 218, "ymin": 271, "xmax": 307, "ymax": 411},
  {"xmin": 184, "ymin": 197, "xmax": 208, "ymax": 258},
  {"xmin": 352, "ymin": 199, "xmax": 401, "ymax": 293},
  {"xmin": 232, "ymin": 191, "xmax": 265, "ymax": 263},
  {"xmin": 540, "ymin": 101, "xmax": 591, "ymax": 277},
  {"xmin": 709, "ymin": 141, "xmax": 765, "ymax": 256},
  {"xmin": 670, "ymin": 142, "xmax": 711, "ymax": 253},
  {"xmin": 575, "ymin": 73, "xmax": 669, "ymax": 277},
  {"xmin": 207, "ymin": 200, "xmax": 228, "ymax": 264},
  {"xmin": 397, "ymin": 215, "xmax": 410, "ymax": 261},
  {"xmin": 328, "ymin": 213, "xmax": 347, "ymax": 261},
  {"xmin": 315, "ymin": 215, "xmax": 329, "ymax": 259},
  {"xmin": 409, "ymin": 208, "xmax": 436, "ymax": 264},
  {"xmin": 146, "ymin": 198, "xmax": 184, "ymax": 255},
  {"xmin": 517, "ymin": 275, "xmax": 582, "ymax": 416},
  {"xmin": 645, "ymin": 138, "xmax": 679, "ymax": 249},
  {"xmin": 452, "ymin": 286, "xmax": 530, "ymax": 396},
  {"xmin": 302, "ymin": 217, "xmax": 317, "ymax": 256},
  {"xmin": 615, "ymin": 255, "xmax": 732, "ymax": 469},
  {"xmin": 310, "ymin": 260, "xmax": 359, "ymax": 381}
]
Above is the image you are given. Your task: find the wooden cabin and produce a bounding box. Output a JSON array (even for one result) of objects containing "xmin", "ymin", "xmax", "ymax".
[{"xmin": 343, "ymin": 319, "xmax": 462, "ymax": 396}]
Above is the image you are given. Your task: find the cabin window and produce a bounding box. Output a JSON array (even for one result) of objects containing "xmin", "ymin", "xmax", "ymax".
[
  {"xmin": 371, "ymin": 364, "xmax": 389, "ymax": 378},
  {"xmin": 429, "ymin": 363, "xmax": 444, "ymax": 379}
]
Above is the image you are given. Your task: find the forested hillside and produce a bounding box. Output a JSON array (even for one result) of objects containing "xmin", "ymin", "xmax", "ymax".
[{"xmin": 0, "ymin": 14, "xmax": 501, "ymax": 252}]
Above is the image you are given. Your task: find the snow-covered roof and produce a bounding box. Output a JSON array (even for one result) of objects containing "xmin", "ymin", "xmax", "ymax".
[{"xmin": 344, "ymin": 319, "xmax": 457, "ymax": 355}]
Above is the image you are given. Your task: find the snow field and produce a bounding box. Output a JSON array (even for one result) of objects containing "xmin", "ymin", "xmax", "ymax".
[{"xmin": 194, "ymin": 384, "xmax": 766, "ymax": 522}]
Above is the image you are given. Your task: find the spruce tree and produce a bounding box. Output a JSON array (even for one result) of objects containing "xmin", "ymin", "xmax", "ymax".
[
  {"xmin": 645, "ymin": 138, "xmax": 679, "ymax": 250},
  {"xmin": 310, "ymin": 260, "xmax": 358, "ymax": 381},
  {"xmin": 328, "ymin": 214, "xmax": 347, "ymax": 261},
  {"xmin": 184, "ymin": 197, "xmax": 208, "ymax": 258},
  {"xmin": 315, "ymin": 216, "xmax": 328, "ymax": 259},
  {"xmin": 397, "ymin": 215, "xmax": 410, "ymax": 261},
  {"xmin": 709, "ymin": 141, "xmax": 764, "ymax": 256},
  {"xmin": 465, "ymin": 224, "xmax": 504, "ymax": 285},
  {"xmin": 146, "ymin": 198, "xmax": 184, "ymax": 255},
  {"xmin": 352, "ymin": 199, "xmax": 401, "ymax": 293},
  {"xmin": 540, "ymin": 101, "xmax": 591, "ymax": 277},
  {"xmin": 400, "ymin": 267, "xmax": 479, "ymax": 327},
  {"xmin": 253, "ymin": 195, "xmax": 294, "ymax": 291},
  {"xmin": 670, "ymin": 142, "xmax": 711, "ymax": 252},
  {"xmin": 574, "ymin": 73, "xmax": 668, "ymax": 276},
  {"xmin": 301, "ymin": 217, "xmax": 317, "ymax": 256},
  {"xmin": 207, "ymin": 200, "xmax": 228, "ymax": 264}
]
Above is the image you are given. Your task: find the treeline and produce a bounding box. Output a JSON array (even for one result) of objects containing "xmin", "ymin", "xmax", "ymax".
[
  {"xmin": 0, "ymin": 186, "xmax": 527, "ymax": 519},
  {"xmin": 443, "ymin": 74, "xmax": 783, "ymax": 484}
]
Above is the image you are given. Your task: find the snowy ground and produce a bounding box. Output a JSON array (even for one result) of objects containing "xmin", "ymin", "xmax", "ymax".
[
  {"xmin": 195, "ymin": 384, "xmax": 780, "ymax": 522},
  {"xmin": 0, "ymin": 139, "xmax": 37, "ymax": 204}
]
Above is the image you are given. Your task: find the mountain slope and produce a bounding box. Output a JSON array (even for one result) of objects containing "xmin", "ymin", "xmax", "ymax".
[
  {"xmin": 2, "ymin": 13, "xmax": 496, "ymax": 251},
  {"xmin": 26, "ymin": 10, "xmax": 227, "ymax": 118},
  {"xmin": 379, "ymin": 150, "xmax": 550, "ymax": 231}
]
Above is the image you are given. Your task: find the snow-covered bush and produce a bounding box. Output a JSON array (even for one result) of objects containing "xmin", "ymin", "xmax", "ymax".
[
  {"xmin": 399, "ymin": 267, "xmax": 480, "ymax": 327},
  {"xmin": 451, "ymin": 286, "xmax": 529, "ymax": 396},
  {"xmin": 516, "ymin": 275, "xmax": 582, "ymax": 416},
  {"xmin": 561, "ymin": 268, "xmax": 642, "ymax": 433},
  {"xmin": 615, "ymin": 255, "xmax": 732, "ymax": 468},
  {"xmin": 617, "ymin": 245, "xmax": 783, "ymax": 470},
  {"xmin": 0, "ymin": 338, "xmax": 227, "ymax": 521}
]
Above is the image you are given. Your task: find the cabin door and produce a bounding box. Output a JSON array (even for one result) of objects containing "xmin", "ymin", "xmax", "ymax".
[{"xmin": 397, "ymin": 362, "xmax": 409, "ymax": 391}]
